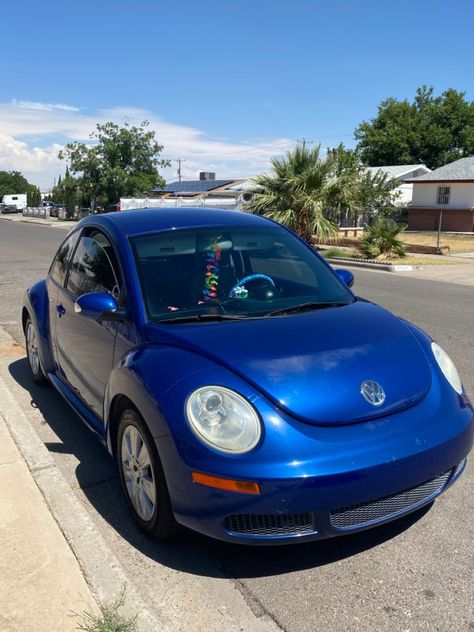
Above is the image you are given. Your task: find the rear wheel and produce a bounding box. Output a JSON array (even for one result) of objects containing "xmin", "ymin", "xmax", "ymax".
[
  {"xmin": 25, "ymin": 317, "xmax": 48, "ymax": 385},
  {"xmin": 117, "ymin": 408, "xmax": 177, "ymax": 540}
]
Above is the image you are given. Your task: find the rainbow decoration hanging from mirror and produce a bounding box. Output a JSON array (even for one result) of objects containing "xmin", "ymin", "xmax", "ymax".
[{"xmin": 202, "ymin": 241, "xmax": 222, "ymax": 302}]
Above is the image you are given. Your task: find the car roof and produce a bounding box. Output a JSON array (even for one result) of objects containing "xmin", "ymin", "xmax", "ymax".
[{"xmin": 79, "ymin": 207, "xmax": 273, "ymax": 237}]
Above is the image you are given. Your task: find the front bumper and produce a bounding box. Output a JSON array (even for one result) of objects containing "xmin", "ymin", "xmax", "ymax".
[
  {"xmin": 157, "ymin": 395, "xmax": 473, "ymax": 544},
  {"xmin": 166, "ymin": 454, "xmax": 469, "ymax": 545}
]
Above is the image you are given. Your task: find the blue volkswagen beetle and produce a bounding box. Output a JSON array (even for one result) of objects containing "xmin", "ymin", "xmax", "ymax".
[{"xmin": 23, "ymin": 208, "xmax": 473, "ymax": 544}]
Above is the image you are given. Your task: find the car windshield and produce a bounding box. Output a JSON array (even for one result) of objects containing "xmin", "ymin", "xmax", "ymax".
[{"xmin": 130, "ymin": 225, "xmax": 354, "ymax": 322}]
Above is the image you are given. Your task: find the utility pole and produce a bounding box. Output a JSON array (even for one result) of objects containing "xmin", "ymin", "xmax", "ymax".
[
  {"xmin": 297, "ymin": 138, "xmax": 313, "ymax": 150},
  {"xmin": 173, "ymin": 158, "xmax": 187, "ymax": 182},
  {"xmin": 437, "ymin": 207, "xmax": 444, "ymax": 252}
]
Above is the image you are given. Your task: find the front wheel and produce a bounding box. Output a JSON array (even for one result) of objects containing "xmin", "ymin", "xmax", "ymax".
[
  {"xmin": 25, "ymin": 317, "xmax": 48, "ymax": 385},
  {"xmin": 117, "ymin": 409, "xmax": 177, "ymax": 540}
]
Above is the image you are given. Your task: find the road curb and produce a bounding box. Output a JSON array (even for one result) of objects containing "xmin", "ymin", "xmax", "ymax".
[{"xmin": 328, "ymin": 257, "xmax": 416, "ymax": 272}]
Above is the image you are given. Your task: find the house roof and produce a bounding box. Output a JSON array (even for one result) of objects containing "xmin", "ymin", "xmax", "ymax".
[
  {"xmin": 405, "ymin": 157, "xmax": 474, "ymax": 183},
  {"xmin": 366, "ymin": 164, "xmax": 430, "ymax": 179},
  {"xmin": 152, "ymin": 179, "xmax": 236, "ymax": 195}
]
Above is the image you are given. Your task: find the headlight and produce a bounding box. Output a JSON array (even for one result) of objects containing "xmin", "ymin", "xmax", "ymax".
[
  {"xmin": 431, "ymin": 342, "xmax": 463, "ymax": 394},
  {"xmin": 186, "ymin": 386, "xmax": 261, "ymax": 454}
]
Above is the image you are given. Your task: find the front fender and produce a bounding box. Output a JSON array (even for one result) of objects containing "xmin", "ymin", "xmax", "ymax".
[
  {"xmin": 23, "ymin": 280, "xmax": 54, "ymax": 374},
  {"xmin": 104, "ymin": 344, "xmax": 225, "ymax": 453},
  {"xmin": 104, "ymin": 342, "xmax": 267, "ymax": 486}
]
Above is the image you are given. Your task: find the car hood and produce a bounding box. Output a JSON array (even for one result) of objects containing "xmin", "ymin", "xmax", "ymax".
[{"xmin": 153, "ymin": 300, "xmax": 432, "ymax": 426}]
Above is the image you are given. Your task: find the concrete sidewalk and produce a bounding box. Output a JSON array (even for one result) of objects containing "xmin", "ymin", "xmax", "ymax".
[
  {"xmin": 0, "ymin": 214, "xmax": 75, "ymax": 230},
  {"xmin": 0, "ymin": 332, "xmax": 97, "ymax": 631}
]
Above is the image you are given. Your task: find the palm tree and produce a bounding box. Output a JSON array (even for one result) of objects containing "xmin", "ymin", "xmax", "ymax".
[
  {"xmin": 249, "ymin": 144, "xmax": 339, "ymax": 242},
  {"xmin": 361, "ymin": 217, "xmax": 407, "ymax": 259}
]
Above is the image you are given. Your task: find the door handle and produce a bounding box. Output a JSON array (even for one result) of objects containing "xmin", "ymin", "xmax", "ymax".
[{"xmin": 56, "ymin": 304, "xmax": 66, "ymax": 315}]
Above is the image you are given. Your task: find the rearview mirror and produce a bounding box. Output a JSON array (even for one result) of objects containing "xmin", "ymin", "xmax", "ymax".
[
  {"xmin": 335, "ymin": 268, "xmax": 354, "ymax": 288},
  {"xmin": 74, "ymin": 292, "xmax": 127, "ymax": 322}
]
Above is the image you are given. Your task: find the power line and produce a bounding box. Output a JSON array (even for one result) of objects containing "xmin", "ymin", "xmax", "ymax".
[{"xmin": 164, "ymin": 134, "xmax": 354, "ymax": 165}]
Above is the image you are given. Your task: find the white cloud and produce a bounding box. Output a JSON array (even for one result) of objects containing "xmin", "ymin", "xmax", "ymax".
[
  {"xmin": 14, "ymin": 100, "xmax": 80, "ymax": 113},
  {"xmin": 0, "ymin": 133, "xmax": 63, "ymax": 180},
  {"xmin": 0, "ymin": 100, "xmax": 294, "ymax": 189}
]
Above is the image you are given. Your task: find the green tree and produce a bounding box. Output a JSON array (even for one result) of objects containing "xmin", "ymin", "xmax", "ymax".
[
  {"xmin": 52, "ymin": 165, "xmax": 77, "ymax": 217},
  {"xmin": 361, "ymin": 217, "xmax": 406, "ymax": 259},
  {"xmin": 249, "ymin": 144, "xmax": 339, "ymax": 242},
  {"xmin": 59, "ymin": 120, "xmax": 170, "ymax": 208},
  {"xmin": 355, "ymin": 86, "xmax": 474, "ymax": 169},
  {"xmin": 0, "ymin": 170, "xmax": 30, "ymax": 199},
  {"xmin": 326, "ymin": 144, "xmax": 398, "ymax": 226},
  {"xmin": 27, "ymin": 185, "xmax": 41, "ymax": 207},
  {"xmin": 0, "ymin": 171, "xmax": 42, "ymax": 207}
]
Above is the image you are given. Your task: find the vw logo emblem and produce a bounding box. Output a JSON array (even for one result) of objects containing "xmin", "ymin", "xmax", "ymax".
[{"xmin": 360, "ymin": 380, "xmax": 386, "ymax": 406}]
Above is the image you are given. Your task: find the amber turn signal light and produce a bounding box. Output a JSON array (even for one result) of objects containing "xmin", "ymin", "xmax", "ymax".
[{"xmin": 192, "ymin": 472, "xmax": 261, "ymax": 495}]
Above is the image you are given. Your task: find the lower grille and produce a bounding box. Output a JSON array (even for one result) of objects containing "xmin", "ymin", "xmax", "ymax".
[
  {"xmin": 330, "ymin": 467, "xmax": 456, "ymax": 530},
  {"xmin": 222, "ymin": 512, "xmax": 315, "ymax": 537},
  {"xmin": 452, "ymin": 458, "xmax": 466, "ymax": 479}
]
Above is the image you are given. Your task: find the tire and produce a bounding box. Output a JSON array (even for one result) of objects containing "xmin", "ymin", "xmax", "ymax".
[
  {"xmin": 117, "ymin": 408, "xmax": 177, "ymax": 540},
  {"xmin": 25, "ymin": 316, "xmax": 48, "ymax": 385}
]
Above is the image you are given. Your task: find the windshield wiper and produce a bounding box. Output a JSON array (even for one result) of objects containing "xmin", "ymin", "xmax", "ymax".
[
  {"xmin": 158, "ymin": 313, "xmax": 248, "ymax": 324},
  {"xmin": 266, "ymin": 301, "xmax": 350, "ymax": 317}
]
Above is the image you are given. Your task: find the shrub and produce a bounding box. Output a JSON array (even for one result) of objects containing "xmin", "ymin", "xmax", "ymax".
[{"xmin": 361, "ymin": 218, "xmax": 406, "ymax": 259}]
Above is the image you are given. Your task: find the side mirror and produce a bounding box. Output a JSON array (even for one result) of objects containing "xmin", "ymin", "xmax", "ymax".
[
  {"xmin": 74, "ymin": 292, "xmax": 128, "ymax": 322},
  {"xmin": 335, "ymin": 268, "xmax": 354, "ymax": 288}
]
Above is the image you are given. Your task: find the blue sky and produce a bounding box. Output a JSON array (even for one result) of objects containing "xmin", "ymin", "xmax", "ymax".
[{"xmin": 1, "ymin": 0, "xmax": 474, "ymax": 188}]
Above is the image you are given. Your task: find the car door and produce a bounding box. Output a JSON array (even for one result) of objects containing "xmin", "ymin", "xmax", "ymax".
[{"xmin": 54, "ymin": 229, "xmax": 123, "ymax": 418}]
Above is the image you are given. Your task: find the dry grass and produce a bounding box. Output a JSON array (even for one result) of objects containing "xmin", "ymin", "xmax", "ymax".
[
  {"xmin": 322, "ymin": 248, "xmax": 460, "ymax": 266},
  {"xmin": 399, "ymin": 232, "xmax": 474, "ymax": 254},
  {"xmin": 344, "ymin": 230, "xmax": 474, "ymax": 253},
  {"xmin": 336, "ymin": 230, "xmax": 474, "ymax": 254},
  {"xmin": 400, "ymin": 256, "xmax": 460, "ymax": 266}
]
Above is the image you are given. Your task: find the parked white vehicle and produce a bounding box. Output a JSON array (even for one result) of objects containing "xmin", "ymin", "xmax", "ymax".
[{"xmin": 2, "ymin": 193, "xmax": 27, "ymax": 210}]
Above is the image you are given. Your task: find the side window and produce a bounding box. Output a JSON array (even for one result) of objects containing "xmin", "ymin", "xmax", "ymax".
[
  {"xmin": 49, "ymin": 231, "xmax": 80, "ymax": 286},
  {"xmin": 66, "ymin": 234, "xmax": 120, "ymax": 298}
]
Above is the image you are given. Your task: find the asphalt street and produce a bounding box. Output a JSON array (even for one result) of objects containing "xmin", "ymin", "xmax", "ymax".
[{"xmin": 1, "ymin": 219, "xmax": 473, "ymax": 632}]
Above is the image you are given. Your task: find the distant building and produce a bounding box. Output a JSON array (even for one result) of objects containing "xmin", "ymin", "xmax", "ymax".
[
  {"xmin": 150, "ymin": 172, "xmax": 246, "ymax": 210},
  {"xmin": 366, "ymin": 164, "xmax": 431, "ymax": 206},
  {"xmin": 405, "ymin": 157, "xmax": 474, "ymax": 232},
  {"xmin": 120, "ymin": 174, "xmax": 254, "ymax": 212}
]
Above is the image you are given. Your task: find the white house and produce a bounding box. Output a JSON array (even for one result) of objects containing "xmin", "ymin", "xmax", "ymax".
[
  {"xmin": 405, "ymin": 157, "xmax": 474, "ymax": 232},
  {"xmin": 366, "ymin": 164, "xmax": 431, "ymax": 206}
]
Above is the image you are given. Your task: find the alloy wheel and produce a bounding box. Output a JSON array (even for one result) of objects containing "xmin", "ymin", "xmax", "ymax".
[
  {"xmin": 26, "ymin": 321, "xmax": 40, "ymax": 376},
  {"xmin": 120, "ymin": 424, "xmax": 156, "ymax": 521}
]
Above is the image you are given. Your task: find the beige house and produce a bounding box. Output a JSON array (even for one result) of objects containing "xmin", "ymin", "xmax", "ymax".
[{"xmin": 405, "ymin": 157, "xmax": 474, "ymax": 232}]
